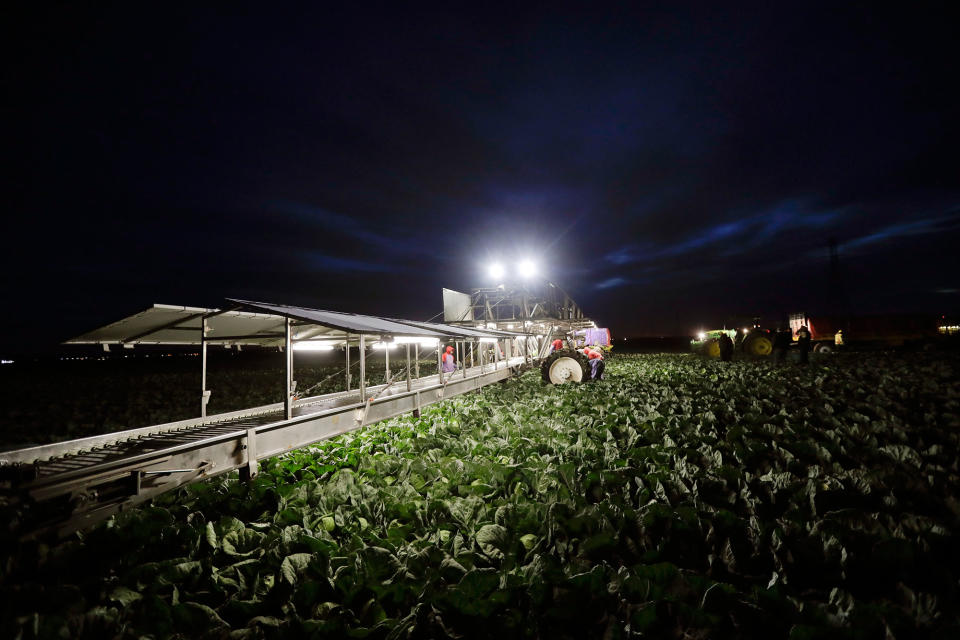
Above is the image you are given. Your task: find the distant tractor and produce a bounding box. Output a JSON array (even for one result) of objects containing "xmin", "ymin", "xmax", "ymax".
[
  {"xmin": 691, "ymin": 326, "xmax": 773, "ymax": 358},
  {"xmin": 789, "ymin": 312, "xmax": 942, "ymax": 352}
]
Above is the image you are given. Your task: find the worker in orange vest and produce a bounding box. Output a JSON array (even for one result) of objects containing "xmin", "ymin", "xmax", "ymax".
[{"xmin": 550, "ymin": 339, "xmax": 564, "ymax": 353}]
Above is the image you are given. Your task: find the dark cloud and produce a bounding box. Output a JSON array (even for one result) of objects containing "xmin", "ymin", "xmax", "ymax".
[{"xmin": 2, "ymin": 3, "xmax": 958, "ymax": 352}]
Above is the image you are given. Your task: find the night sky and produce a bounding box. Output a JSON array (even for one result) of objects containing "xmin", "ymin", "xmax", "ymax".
[{"xmin": 3, "ymin": 3, "xmax": 958, "ymax": 355}]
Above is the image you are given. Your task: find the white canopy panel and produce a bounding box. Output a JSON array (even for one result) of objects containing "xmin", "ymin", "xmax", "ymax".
[
  {"xmin": 65, "ymin": 300, "xmax": 530, "ymax": 348},
  {"xmin": 64, "ymin": 304, "xmax": 290, "ymax": 346},
  {"xmin": 228, "ymin": 299, "xmax": 455, "ymax": 338}
]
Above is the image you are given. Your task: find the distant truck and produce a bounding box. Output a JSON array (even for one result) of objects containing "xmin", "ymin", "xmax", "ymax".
[{"xmin": 788, "ymin": 312, "xmax": 943, "ymax": 352}]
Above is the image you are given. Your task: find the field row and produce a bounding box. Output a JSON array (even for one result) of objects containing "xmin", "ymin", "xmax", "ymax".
[{"xmin": 2, "ymin": 353, "xmax": 959, "ymax": 638}]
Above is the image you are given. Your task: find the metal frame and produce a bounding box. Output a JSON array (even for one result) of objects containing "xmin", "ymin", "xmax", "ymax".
[
  {"xmin": 445, "ymin": 282, "xmax": 598, "ymax": 362},
  {"xmin": 2, "ymin": 353, "xmax": 526, "ymax": 539},
  {"xmin": 0, "ymin": 298, "xmax": 545, "ymax": 539}
]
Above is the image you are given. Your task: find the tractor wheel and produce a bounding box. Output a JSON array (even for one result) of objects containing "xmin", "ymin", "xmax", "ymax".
[
  {"xmin": 743, "ymin": 334, "xmax": 773, "ymax": 357},
  {"xmin": 704, "ymin": 338, "xmax": 721, "ymax": 358},
  {"xmin": 541, "ymin": 350, "xmax": 590, "ymax": 384},
  {"xmin": 814, "ymin": 342, "xmax": 833, "ymax": 354}
]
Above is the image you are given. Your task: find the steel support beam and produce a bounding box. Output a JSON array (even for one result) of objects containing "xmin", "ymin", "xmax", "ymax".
[
  {"xmin": 200, "ymin": 317, "xmax": 210, "ymax": 417},
  {"xmin": 239, "ymin": 428, "xmax": 258, "ymax": 481},
  {"xmin": 203, "ymin": 333, "xmax": 286, "ymax": 341},
  {"xmin": 405, "ymin": 344, "xmax": 412, "ymax": 392},
  {"xmin": 359, "ymin": 334, "xmax": 366, "ymax": 402},
  {"xmin": 284, "ymin": 318, "xmax": 293, "ymax": 420},
  {"xmin": 345, "ymin": 334, "xmax": 351, "ymax": 391}
]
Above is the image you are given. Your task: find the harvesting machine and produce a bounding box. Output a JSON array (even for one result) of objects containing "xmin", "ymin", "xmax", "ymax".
[
  {"xmin": 441, "ymin": 280, "xmax": 611, "ymax": 384},
  {"xmin": 1, "ymin": 281, "xmax": 605, "ymax": 539}
]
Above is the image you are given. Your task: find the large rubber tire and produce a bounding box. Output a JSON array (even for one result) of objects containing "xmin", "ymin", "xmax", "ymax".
[
  {"xmin": 743, "ymin": 334, "xmax": 773, "ymax": 357},
  {"xmin": 541, "ymin": 350, "xmax": 590, "ymax": 384},
  {"xmin": 813, "ymin": 342, "xmax": 834, "ymax": 354}
]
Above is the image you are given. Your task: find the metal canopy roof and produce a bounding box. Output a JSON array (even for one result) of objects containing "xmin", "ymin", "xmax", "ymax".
[
  {"xmin": 228, "ymin": 299, "xmax": 527, "ymax": 340},
  {"xmin": 383, "ymin": 316, "xmax": 526, "ymax": 339},
  {"xmin": 227, "ymin": 299, "xmax": 456, "ymax": 338},
  {"xmin": 65, "ymin": 304, "xmax": 287, "ymax": 346},
  {"xmin": 65, "ymin": 300, "xmax": 529, "ymax": 348}
]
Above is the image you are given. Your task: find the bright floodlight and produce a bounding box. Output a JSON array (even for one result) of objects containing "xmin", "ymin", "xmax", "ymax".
[
  {"xmin": 697, "ymin": 332, "xmax": 706, "ymax": 341},
  {"xmin": 518, "ymin": 260, "xmax": 537, "ymax": 278},
  {"xmin": 488, "ymin": 262, "xmax": 505, "ymax": 280},
  {"xmin": 293, "ymin": 341, "xmax": 337, "ymax": 351}
]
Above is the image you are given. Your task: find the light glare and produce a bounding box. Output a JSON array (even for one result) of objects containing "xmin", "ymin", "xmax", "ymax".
[
  {"xmin": 488, "ymin": 262, "xmax": 505, "ymax": 280},
  {"xmin": 518, "ymin": 260, "xmax": 536, "ymax": 278},
  {"xmin": 293, "ymin": 341, "xmax": 337, "ymax": 351}
]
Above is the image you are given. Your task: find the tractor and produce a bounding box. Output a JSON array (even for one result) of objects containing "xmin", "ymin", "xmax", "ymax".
[
  {"xmin": 691, "ymin": 326, "xmax": 773, "ymax": 358},
  {"xmin": 540, "ymin": 328, "xmax": 612, "ymax": 384}
]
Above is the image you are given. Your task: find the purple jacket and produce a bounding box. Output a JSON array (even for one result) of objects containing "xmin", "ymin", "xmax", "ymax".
[{"xmin": 441, "ymin": 353, "xmax": 456, "ymax": 372}]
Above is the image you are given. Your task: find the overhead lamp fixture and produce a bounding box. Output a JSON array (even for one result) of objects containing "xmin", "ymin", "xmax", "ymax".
[
  {"xmin": 518, "ymin": 260, "xmax": 537, "ymax": 278},
  {"xmin": 293, "ymin": 341, "xmax": 338, "ymax": 351}
]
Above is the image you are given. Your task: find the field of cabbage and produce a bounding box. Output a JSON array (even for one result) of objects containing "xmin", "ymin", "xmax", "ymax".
[{"xmin": 3, "ymin": 353, "xmax": 960, "ymax": 639}]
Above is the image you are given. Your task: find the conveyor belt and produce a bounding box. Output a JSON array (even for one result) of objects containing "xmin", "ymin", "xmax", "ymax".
[
  {"xmin": 0, "ymin": 358, "xmax": 529, "ymax": 539},
  {"xmin": 2, "ymin": 366, "xmax": 458, "ymax": 473}
]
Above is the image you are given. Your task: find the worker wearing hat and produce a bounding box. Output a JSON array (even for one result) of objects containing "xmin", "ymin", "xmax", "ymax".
[
  {"xmin": 441, "ymin": 345, "xmax": 456, "ymax": 378},
  {"xmin": 582, "ymin": 346, "xmax": 605, "ymax": 380}
]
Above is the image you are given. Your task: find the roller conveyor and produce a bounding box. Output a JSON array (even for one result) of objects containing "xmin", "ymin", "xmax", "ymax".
[{"xmin": 0, "ymin": 358, "xmax": 528, "ymax": 539}]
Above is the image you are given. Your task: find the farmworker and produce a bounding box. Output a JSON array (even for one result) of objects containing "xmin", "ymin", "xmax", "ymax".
[
  {"xmin": 718, "ymin": 333, "xmax": 734, "ymax": 362},
  {"xmin": 796, "ymin": 325, "xmax": 812, "ymax": 364},
  {"xmin": 583, "ymin": 346, "xmax": 605, "ymax": 380},
  {"xmin": 550, "ymin": 338, "xmax": 564, "ymax": 353},
  {"xmin": 834, "ymin": 329, "xmax": 844, "ymax": 347},
  {"xmin": 441, "ymin": 345, "xmax": 456, "ymax": 379},
  {"xmin": 773, "ymin": 326, "xmax": 791, "ymax": 364}
]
